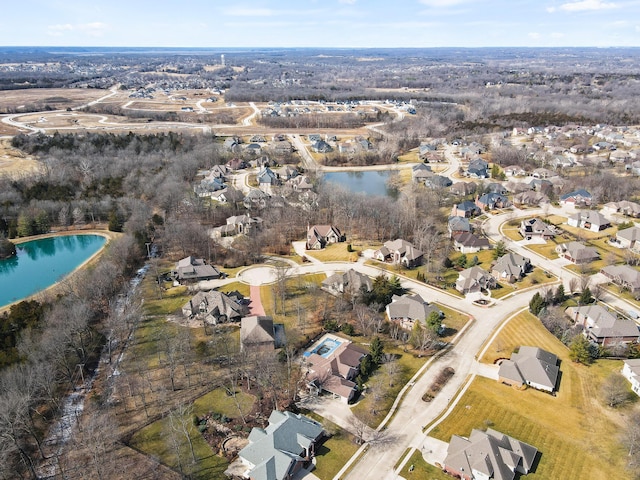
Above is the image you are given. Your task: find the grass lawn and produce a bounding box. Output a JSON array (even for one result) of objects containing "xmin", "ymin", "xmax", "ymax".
[
  {"xmin": 525, "ymin": 241, "xmax": 560, "ymax": 260},
  {"xmin": 501, "ymin": 226, "xmax": 522, "ymax": 242},
  {"xmin": 369, "ymin": 260, "xmax": 465, "ymax": 298},
  {"xmin": 398, "ymin": 449, "xmax": 451, "ymax": 480},
  {"xmin": 130, "ymin": 413, "xmax": 228, "ymax": 480},
  {"xmin": 437, "ymin": 304, "xmax": 470, "ymax": 341},
  {"xmin": 398, "ymin": 150, "xmax": 419, "ymax": 163},
  {"xmin": 313, "ymin": 424, "xmax": 360, "ymax": 479},
  {"xmin": 449, "ymin": 249, "xmax": 495, "ymax": 271},
  {"xmin": 193, "ymin": 388, "xmax": 255, "ymax": 419},
  {"xmin": 305, "ymin": 242, "xmax": 363, "ymax": 263},
  {"xmin": 434, "ymin": 311, "xmax": 632, "ymax": 480},
  {"xmin": 559, "ymin": 223, "xmax": 617, "ymax": 241},
  {"xmin": 219, "ymin": 281, "xmax": 251, "ymax": 298}
]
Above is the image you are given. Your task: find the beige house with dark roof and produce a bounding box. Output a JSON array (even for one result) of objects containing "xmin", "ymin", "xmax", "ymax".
[
  {"xmin": 374, "ymin": 238, "xmax": 424, "ymax": 268},
  {"xmin": 174, "ymin": 256, "xmax": 221, "ymax": 283},
  {"xmin": 240, "ymin": 316, "xmax": 285, "ymax": 352},
  {"xmin": 306, "ymin": 225, "xmax": 344, "ymax": 250},
  {"xmin": 456, "ymin": 266, "xmax": 496, "ymax": 294},
  {"xmin": 601, "ymin": 264, "xmax": 640, "ymax": 292},
  {"xmin": 385, "ymin": 294, "xmax": 443, "ymax": 330},
  {"xmin": 444, "ymin": 428, "xmax": 538, "ymax": 480},
  {"xmin": 322, "ymin": 269, "xmax": 372, "ymax": 297},
  {"xmin": 182, "ymin": 290, "xmax": 248, "ymax": 324},
  {"xmin": 555, "ymin": 242, "xmax": 599, "ymax": 264},
  {"xmin": 498, "ymin": 346, "xmax": 559, "ymax": 392},
  {"xmin": 566, "ymin": 305, "xmax": 640, "ymax": 346}
]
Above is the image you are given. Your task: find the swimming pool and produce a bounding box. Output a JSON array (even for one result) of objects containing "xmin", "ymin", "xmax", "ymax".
[{"xmin": 303, "ymin": 337, "xmax": 342, "ymax": 358}]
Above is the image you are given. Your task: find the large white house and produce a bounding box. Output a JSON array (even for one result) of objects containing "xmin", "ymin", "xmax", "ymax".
[{"xmin": 622, "ymin": 359, "xmax": 640, "ymax": 396}]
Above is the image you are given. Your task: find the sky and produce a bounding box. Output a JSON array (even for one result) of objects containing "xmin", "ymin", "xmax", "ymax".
[{"xmin": 1, "ymin": 0, "xmax": 639, "ymax": 48}]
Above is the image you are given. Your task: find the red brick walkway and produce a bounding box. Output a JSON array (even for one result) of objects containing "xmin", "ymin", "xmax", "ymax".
[{"xmin": 249, "ymin": 285, "xmax": 266, "ymax": 316}]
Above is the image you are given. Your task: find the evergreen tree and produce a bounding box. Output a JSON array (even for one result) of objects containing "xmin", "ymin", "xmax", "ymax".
[
  {"xmin": 369, "ymin": 336, "xmax": 384, "ymax": 365},
  {"xmin": 579, "ymin": 286, "xmax": 593, "ymax": 305},
  {"xmin": 455, "ymin": 254, "xmax": 468, "ymax": 268},
  {"xmin": 554, "ymin": 284, "xmax": 566, "ymax": 305},
  {"xmin": 493, "ymin": 240, "xmax": 507, "ymax": 259},
  {"xmin": 529, "ymin": 292, "xmax": 546, "ymax": 315},
  {"xmin": 569, "ymin": 335, "xmax": 594, "ymax": 364},
  {"xmin": 426, "ymin": 311, "xmax": 443, "ymax": 335}
]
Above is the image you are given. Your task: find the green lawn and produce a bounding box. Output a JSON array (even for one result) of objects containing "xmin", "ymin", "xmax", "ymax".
[
  {"xmin": 526, "ymin": 241, "xmax": 560, "ymax": 260},
  {"xmin": 193, "ymin": 388, "xmax": 255, "ymax": 419},
  {"xmin": 502, "ymin": 226, "xmax": 522, "ymax": 242},
  {"xmin": 433, "ymin": 311, "xmax": 632, "ymax": 480},
  {"xmin": 313, "ymin": 424, "xmax": 360, "ymax": 479},
  {"xmin": 130, "ymin": 412, "xmax": 228, "ymax": 480},
  {"xmin": 304, "ymin": 242, "xmax": 363, "ymax": 263},
  {"xmin": 398, "ymin": 449, "xmax": 451, "ymax": 480},
  {"xmin": 143, "ymin": 284, "xmax": 190, "ymax": 316},
  {"xmin": 559, "ymin": 223, "xmax": 617, "ymax": 241}
]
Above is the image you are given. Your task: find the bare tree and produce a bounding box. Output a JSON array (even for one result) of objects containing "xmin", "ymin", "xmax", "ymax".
[{"xmin": 600, "ymin": 373, "xmax": 630, "ymax": 408}]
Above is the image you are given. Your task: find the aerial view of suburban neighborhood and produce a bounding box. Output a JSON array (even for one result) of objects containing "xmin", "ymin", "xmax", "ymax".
[{"xmin": 2, "ymin": 2, "xmax": 640, "ymax": 480}]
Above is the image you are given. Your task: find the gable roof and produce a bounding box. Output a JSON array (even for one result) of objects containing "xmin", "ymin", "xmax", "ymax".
[
  {"xmin": 182, "ymin": 290, "xmax": 248, "ymax": 321},
  {"xmin": 382, "ymin": 238, "xmax": 424, "ymax": 261},
  {"xmin": 386, "ymin": 294, "xmax": 442, "ymax": 322},
  {"xmin": 569, "ymin": 210, "xmax": 610, "ymax": 227},
  {"xmin": 560, "ymin": 188, "xmax": 592, "ymax": 201},
  {"xmin": 601, "ymin": 264, "xmax": 640, "ymax": 290},
  {"xmin": 617, "ymin": 226, "xmax": 640, "ymax": 243},
  {"xmin": 241, "ymin": 316, "xmax": 276, "ymax": 346},
  {"xmin": 453, "ymin": 232, "xmax": 490, "ymax": 249},
  {"xmin": 448, "ymin": 216, "xmax": 471, "ymax": 233},
  {"xmin": 322, "ymin": 269, "xmax": 372, "ymax": 294},
  {"xmin": 239, "ymin": 411, "xmax": 323, "ymax": 480},
  {"xmin": 175, "ymin": 256, "xmax": 221, "ymax": 281},
  {"xmin": 499, "ymin": 346, "xmax": 559, "ymax": 391},
  {"xmin": 557, "ymin": 241, "xmax": 599, "ymax": 262},
  {"xmin": 444, "ymin": 428, "xmax": 537, "ymax": 480}
]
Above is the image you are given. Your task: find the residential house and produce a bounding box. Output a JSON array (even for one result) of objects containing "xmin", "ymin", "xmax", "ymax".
[
  {"xmin": 412, "ymin": 163, "xmax": 432, "ymax": 182},
  {"xmin": 456, "ymin": 266, "xmax": 496, "ymax": 294},
  {"xmin": 450, "ymin": 181, "xmax": 477, "ymax": 197},
  {"xmin": 374, "ymin": 239, "xmax": 424, "ymax": 268},
  {"xmin": 467, "ymin": 158, "xmax": 489, "ymax": 178},
  {"xmin": 476, "ymin": 193, "xmax": 510, "ymax": 210},
  {"xmin": 244, "ymin": 189, "xmax": 270, "ymax": 209},
  {"xmin": 418, "ymin": 142, "xmax": 437, "ymax": 159},
  {"xmin": 453, "ymin": 232, "xmax": 491, "ymax": 254},
  {"xmin": 245, "ymin": 143, "xmax": 262, "ymax": 155},
  {"xmin": 486, "ymin": 182, "xmax": 509, "ymax": 195},
  {"xmin": 174, "ymin": 256, "xmax": 221, "ymax": 283},
  {"xmin": 528, "ymin": 178, "xmax": 553, "ymax": 192},
  {"xmin": 425, "ymin": 175, "xmax": 452, "ymax": 188},
  {"xmin": 513, "ymin": 190, "xmax": 550, "ymax": 207},
  {"xmin": 555, "ymin": 242, "xmax": 599, "ymax": 264},
  {"xmin": 567, "ymin": 211, "xmax": 611, "ymax": 232},
  {"xmin": 600, "ymin": 265, "xmax": 640, "ymax": 292},
  {"xmin": 452, "ymin": 200, "xmax": 481, "ymax": 218},
  {"xmin": 250, "ymin": 134, "xmax": 266, "ymax": 143},
  {"xmin": 311, "ymin": 140, "xmax": 332, "ymax": 153},
  {"xmin": 306, "ymin": 225, "xmax": 344, "ymax": 250},
  {"xmin": 519, "ymin": 218, "xmax": 555, "ymax": 240},
  {"xmin": 498, "ymin": 346, "xmax": 559, "ymax": 392},
  {"xmin": 204, "ymin": 164, "xmax": 230, "ymax": 181},
  {"xmin": 272, "ymin": 140, "xmax": 293, "ymax": 155},
  {"xmin": 223, "ymin": 136, "xmax": 241, "ymax": 152},
  {"xmin": 616, "ymin": 226, "xmax": 640, "ymax": 251},
  {"xmin": 444, "ymin": 428, "xmax": 538, "ymax": 480},
  {"xmin": 603, "ymin": 200, "xmax": 640, "ymax": 218},
  {"xmin": 504, "ymin": 165, "xmax": 527, "ymax": 177},
  {"xmin": 181, "ymin": 290, "xmax": 248, "ymax": 324},
  {"xmin": 559, "ymin": 189, "xmax": 592, "ymax": 207},
  {"xmin": 492, "ymin": 252, "xmax": 531, "ymax": 283},
  {"xmin": 212, "ymin": 214, "xmax": 262, "ymax": 237},
  {"xmin": 305, "ymin": 339, "xmax": 367, "ymax": 403},
  {"xmin": 240, "ymin": 316, "xmax": 285, "ymax": 352},
  {"xmin": 227, "ymin": 157, "xmax": 249, "ymax": 170},
  {"xmin": 385, "ymin": 294, "xmax": 443, "ymax": 331},
  {"xmin": 448, "ymin": 216, "xmax": 471, "ymax": 238},
  {"xmin": 257, "ymin": 167, "xmax": 280, "ymax": 186},
  {"xmin": 287, "ymin": 175, "xmax": 313, "ymax": 191},
  {"xmin": 237, "ymin": 410, "xmax": 324, "ymax": 480},
  {"xmin": 622, "ymin": 359, "xmax": 640, "ymax": 396},
  {"xmin": 276, "ymin": 165, "xmax": 298, "ymax": 181},
  {"xmin": 307, "ymin": 134, "xmax": 322, "ymax": 143},
  {"xmin": 565, "ymin": 305, "xmax": 640, "ymax": 346},
  {"xmin": 193, "ymin": 178, "xmax": 225, "ymax": 197},
  {"xmin": 532, "ymin": 167, "xmax": 553, "ymax": 179},
  {"xmin": 210, "ymin": 187, "xmax": 244, "ymax": 205},
  {"xmin": 322, "ymin": 269, "xmax": 372, "ymax": 297}
]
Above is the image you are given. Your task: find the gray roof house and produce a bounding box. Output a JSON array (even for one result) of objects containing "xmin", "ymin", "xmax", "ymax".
[
  {"xmin": 322, "ymin": 269, "xmax": 372, "ymax": 297},
  {"xmin": 616, "ymin": 226, "xmax": 640, "ymax": 251},
  {"xmin": 603, "ymin": 200, "xmax": 640, "ymax": 218},
  {"xmin": 601, "ymin": 264, "xmax": 640, "ymax": 292},
  {"xmin": 448, "ymin": 216, "xmax": 471, "ymax": 238},
  {"xmin": 444, "ymin": 428, "xmax": 538, "ymax": 480},
  {"xmin": 567, "ymin": 211, "xmax": 611, "ymax": 232},
  {"xmin": 452, "ymin": 200, "xmax": 482, "ymax": 218},
  {"xmin": 257, "ymin": 167, "xmax": 280, "ymax": 186},
  {"xmin": 240, "ymin": 316, "xmax": 285, "ymax": 352},
  {"xmin": 453, "ymin": 232, "xmax": 491, "ymax": 254},
  {"xmin": 513, "ymin": 190, "xmax": 550, "ymax": 207},
  {"xmin": 450, "ymin": 181, "xmax": 477, "ymax": 196},
  {"xmin": 519, "ymin": 218, "xmax": 555, "ymax": 240},
  {"xmin": 385, "ymin": 294, "xmax": 443, "ymax": 330},
  {"xmin": 174, "ymin": 256, "xmax": 221, "ymax": 283},
  {"xmin": 181, "ymin": 290, "xmax": 249, "ymax": 324},
  {"xmin": 498, "ymin": 346, "xmax": 559, "ymax": 392},
  {"xmin": 237, "ymin": 410, "xmax": 324, "ymax": 480},
  {"xmin": 492, "ymin": 253, "xmax": 531, "ymax": 283},
  {"xmin": 412, "ymin": 163, "xmax": 432, "ymax": 182},
  {"xmin": 566, "ymin": 305, "xmax": 640, "ymax": 346},
  {"xmin": 306, "ymin": 225, "xmax": 344, "ymax": 250},
  {"xmin": 476, "ymin": 193, "xmax": 510, "ymax": 210},
  {"xmin": 374, "ymin": 239, "xmax": 424, "ymax": 268},
  {"xmin": 456, "ymin": 266, "xmax": 496, "ymax": 294},
  {"xmin": 555, "ymin": 242, "xmax": 599, "ymax": 264},
  {"xmin": 425, "ymin": 175, "xmax": 452, "ymax": 188},
  {"xmin": 559, "ymin": 188, "xmax": 592, "ymax": 207}
]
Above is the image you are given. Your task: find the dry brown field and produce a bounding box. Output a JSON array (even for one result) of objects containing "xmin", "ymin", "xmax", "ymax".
[{"xmin": 0, "ymin": 87, "xmax": 108, "ymax": 113}]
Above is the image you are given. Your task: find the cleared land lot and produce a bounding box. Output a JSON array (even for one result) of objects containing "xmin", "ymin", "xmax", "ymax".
[{"xmin": 0, "ymin": 87, "xmax": 107, "ymax": 113}]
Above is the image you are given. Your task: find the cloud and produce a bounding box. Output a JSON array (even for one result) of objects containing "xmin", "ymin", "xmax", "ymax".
[
  {"xmin": 47, "ymin": 22, "xmax": 108, "ymax": 37},
  {"xmin": 419, "ymin": 0, "xmax": 472, "ymax": 6},
  {"xmin": 224, "ymin": 7, "xmax": 274, "ymax": 16},
  {"xmin": 528, "ymin": 32, "xmax": 541, "ymax": 39},
  {"xmin": 548, "ymin": 0, "xmax": 618, "ymax": 12},
  {"xmin": 338, "ymin": 0, "xmax": 357, "ymax": 3}
]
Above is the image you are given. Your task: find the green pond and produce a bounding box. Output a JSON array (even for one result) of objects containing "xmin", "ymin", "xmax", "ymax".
[{"xmin": 0, "ymin": 234, "xmax": 106, "ymax": 308}]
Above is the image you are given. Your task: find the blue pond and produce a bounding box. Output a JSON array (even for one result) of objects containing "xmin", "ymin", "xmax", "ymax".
[
  {"xmin": 303, "ymin": 337, "xmax": 343, "ymax": 358},
  {"xmin": 0, "ymin": 234, "xmax": 107, "ymax": 308},
  {"xmin": 323, "ymin": 170, "xmax": 397, "ymax": 197}
]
